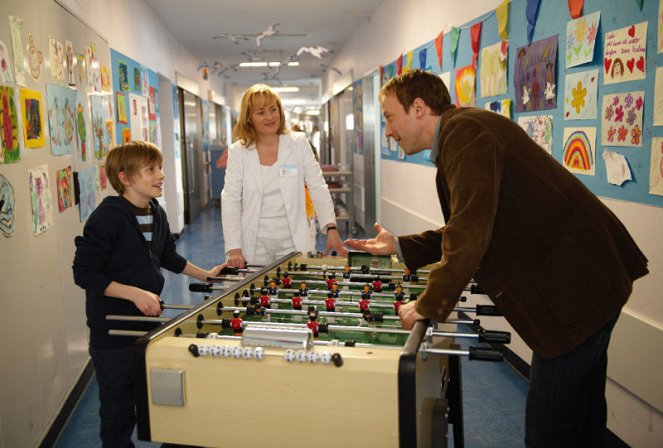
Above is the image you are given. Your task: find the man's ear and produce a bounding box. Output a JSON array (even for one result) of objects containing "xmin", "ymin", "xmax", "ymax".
[{"xmin": 412, "ymin": 98, "xmax": 427, "ymax": 117}]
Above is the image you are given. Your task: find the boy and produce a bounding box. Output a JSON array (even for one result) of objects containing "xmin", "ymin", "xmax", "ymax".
[{"xmin": 73, "ymin": 141, "xmax": 224, "ymax": 447}]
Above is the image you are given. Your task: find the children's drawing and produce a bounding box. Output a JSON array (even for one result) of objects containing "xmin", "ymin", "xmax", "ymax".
[
  {"xmin": 1, "ymin": 86, "xmax": 20, "ymax": 163},
  {"xmin": 65, "ymin": 40, "xmax": 75, "ymax": 86},
  {"xmin": 480, "ymin": 40, "xmax": 508, "ymax": 98},
  {"xmin": 46, "ymin": 83, "xmax": 77, "ymax": 156},
  {"xmin": 75, "ymin": 53, "xmax": 85, "ymax": 85},
  {"xmin": 76, "ymin": 91, "xmax": 89, "ymax": 164},
  {"xmin": 517, "ymin": 115, "xmax": 553, "ymax": 154},
  {"xmin": 0, "ymin": 40, "xmax": 14, "ymax": 83},
  {"xmin": 19, "ymin": 88, "xmax": 46, "ymax": 148},
  {"xmin": 27, "ymin": 34, "xmax": 44, "ymax": 80},
  {"xmin": 78, "ymin": 166, "xmax": 97, "ymax": 222},
  {"xmin": 650, "ymin": 138, "xmax": 663, "ymax": 196},
  {"xmin": 99, "ymin": 163, "xmax": 107, "ymax": 190},
  {"xmin": 455, "ymin": 65, "xmax": 476, "ymax": 107},
  {"xmin": 564, "ymin": 69, "xmax": 598, "ymax": 120},
  {"xmin": 601, "ymin": 91, "xmax": 644, "ymax": 147},
  {"xmin": 603, "ymin": 22, "xmax": 647, "ymax": 85},
  {"xmin": 514, "ymin": 35, "xmax": 558, "ymax": 113},
  {"xmin": 90, "ymin": 94, "xmax": 108, "ymax": 159},
  {"xmin": 48, "ymin": 37, "xmax": 65, "ymax": 81},
  {"xmin": 9, "ymin": 16, "xmax": 25, "ymax": 86},
  {"xmin": 484, "ymin": 98, "xmax": 511, "ymax": 118},
  {"xmin": 29, "ymin": 164, "xmax": 54, "ymax": 235},
  {"xmin": 563, "ymin": 127, "xmax": 596, "ymax": 175},
  {"xmin": 653, "ymin": 67, "xmax": 663, "ymax": 126},
  {"xmin": 566, "ymin": 11, "xmax": 600, "ymax": 68},
  {"xmin": 85, "ymin": 44, "xmax": 101, "ymax": 92},
  {"xmin": 0, "ymin": 174, "xmax": 15, "ymax": 237},
  {"xmin": 118, "ymin": 61, "xmax": 129, "ymax": 92},
  {"xmin": 56, "ymin": 166, "xmax": 73, "ymax": 212}
]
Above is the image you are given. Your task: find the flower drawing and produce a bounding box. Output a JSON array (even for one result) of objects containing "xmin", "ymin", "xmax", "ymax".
[
  {"xmin": 635, "ymin": 96, "xmax": 643, "ymax": 110},
  {"xmin": 617, "ymin": 125, "xmax": 628, "ymax": 142},
  {"xmin": 607, "ymin": 126, "xmax": 616, "ymax": 142},
  {"xmin": 604, "ymin": 105, "xmax": 614, "ymax": 121},
  {"xmin": 614, "ymin": 106, "xmax": 624, "ymax": 122},
  {"xmin": 626, "ymin": 108, "xmax": 637, "ymax": 126},
  {"xmin": 624, "ymin": 93, "xmax": 634, "ymax": 108},
  {"xmin": 574, "ymin": 19, "xmax": 588, "ymax": 42},
  {"xmin": 571, "ymin": 81, "xmax": 587, "ymax": 114},
  {"xmin": 631, "ymin": 125, "xmax": 641, "ymax": 145},
  {"xmin": 587, "ymin": 22, "xmax": 598, "ymax": 44}
]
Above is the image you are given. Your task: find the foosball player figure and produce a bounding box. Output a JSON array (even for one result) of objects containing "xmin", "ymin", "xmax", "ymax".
[
  {"xmin": 259, "ymin": 288, "xmax": 271, "ymax": 308},
  {"xmin": 254, "ymin": 302, "xmax": 267, "ymax": 317},
  {"xmin": 291, "ymin": 293, "xmax": 303, "ymax": 310},
  {"xmin": 393, "ymin": 294, "xmax": 404, "ymax": 314},
  {"xmin": 403, "ymin": 267, "xmax": 419, "ymax": 283},
  {"xmin": 361, "ymin": 284, "xmax": 372, "ymax": 299},
  {"xmin": 325, "ymin": 292, "xmax": 336, "ymax": 312},
  {"xmin": 306, "ymin": 312, "xmax": 319, "ymax": 337},
  {"xmin": 329, "ymin": 283, "xmax": 340, "ymax": 298},
  {"xmin": 281, "ymin": 272, "xmax": 292, "ymax": 288},
  {"xmin": 299, "ymin": 281, "xmax": 309, "ymax": 297},
  {"xmin": 372, "ymin": 279, "xmax": 383, "ymax": 292},
  {"xmin": 267, "ymin": 280, "xmax": 278, "ymax": 296},
  {"xmin": 359, "ymin": 293, "xmax": 371, "ymax": 313},
  {"xmin": 343, "ymin": 265, "xmax": 352, "ymax": 279},
  {"xmin": 325, "ymin": 273, "xmax": 337, "ymax": 289},
  {"xmin": 230, "ymin": 310, "xmax": 243, "ymax": 335}
]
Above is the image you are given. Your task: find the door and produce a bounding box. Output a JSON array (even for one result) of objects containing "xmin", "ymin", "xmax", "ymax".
[{"xmin": 179, "ymin": 89, "xmax": 202, "ymax": 224}]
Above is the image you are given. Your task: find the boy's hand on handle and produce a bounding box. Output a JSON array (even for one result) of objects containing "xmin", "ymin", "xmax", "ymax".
[
  {"xmin": 226, "ymin": 249, "xmax": 246, "ymax": 268},
  {"xmin": 132, "ymin": 289, "xmax": 163, "ymax": 317},
  {"xmin": 207, "ymin": 263, "xmax": 227, "ymax": 278},
  {"xmin": 344, "ymin": 223, "xmax": 398, "ymax": 255},
  {"xmin": 398, "ymin": 301, "xmax": 426, "ymax": 330}
]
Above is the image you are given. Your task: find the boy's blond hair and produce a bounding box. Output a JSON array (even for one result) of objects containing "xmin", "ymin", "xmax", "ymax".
[
  {"xmin": 233, "ymin": 84, "xmax": 287, "ymax": 147},
  {"xmin": 105, "ymin": 141, "xmax": 163, "ymax": 194}
]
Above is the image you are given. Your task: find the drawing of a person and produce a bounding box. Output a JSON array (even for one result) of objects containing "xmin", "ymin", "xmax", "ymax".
[{"xmin": 611, "ymin": 58, "xmax": 624, "ymax": 80}]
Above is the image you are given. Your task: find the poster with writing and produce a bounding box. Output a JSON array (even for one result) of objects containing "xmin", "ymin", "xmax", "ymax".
[
  {"xmin": 514, "ymin": 35, "xmax": 558, "ymax": 113},
  {"xmin": 564, "ymin": 69, "xmax": 598, "ymax": 120},
  {"xmin": 480, "ymin": 40, "xmax": 508, "ymax": 98},
  {"xmin": 603, "ymin": 22, "xmax": 647, "ymax": 85},
  {"xmin": 601, "ymin": 91, "xmax": 644, "ymax": 147},
  {"xmin": 455, "ymin": 65, "xmax": 476, "ymax": 107},
  {"xmin": 566, "ymin": 11, "xmax": 600, "ymax": 68},
  {"xmin": 517, "ymin": 115, "xmax": 553, "ymax": 154},
  {"xmin": 56, "ymin": 166, "xmax": 73, "ymax": 212},
  {"xmin": 29, "ymin": 164, "xmax": 54, "ymax": 235},
  {"xmin": 654, "ymin": 67, "xmax": 663, "ymax": 126},
  {"xmin": 650, "ymin": 137, "xmax": 663, "ymax": 196},
  {"xmin": 563, "ymin": 127, "xmax": 596, "ymax": 175}
]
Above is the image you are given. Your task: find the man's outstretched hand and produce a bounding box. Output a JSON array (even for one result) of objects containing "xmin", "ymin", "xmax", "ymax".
[{"xmin": 344, "ymin": 223, "xmax": 398, "ymax": 255}]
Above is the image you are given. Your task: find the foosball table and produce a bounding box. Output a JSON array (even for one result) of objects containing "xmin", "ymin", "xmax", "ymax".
[{"xmin": 110, "ymin": 252, "xmax": 508, "ymax": 448}]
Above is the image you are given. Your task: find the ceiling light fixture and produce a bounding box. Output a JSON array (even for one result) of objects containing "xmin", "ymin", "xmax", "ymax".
[
  {"xmin": 239, "ymin": 61, "xmax": 300, "ymax": 68},
  {"xmin": 272, "ymin": 87, "xmax": 300, "ymax": 93}
]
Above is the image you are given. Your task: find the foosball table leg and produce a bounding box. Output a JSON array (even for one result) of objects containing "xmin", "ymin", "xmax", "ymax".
[{"xmin": 448, "ymin": 345, "xmax": 465, "ymax": 448}]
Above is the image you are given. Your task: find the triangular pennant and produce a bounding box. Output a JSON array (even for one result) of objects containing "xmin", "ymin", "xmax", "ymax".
[
  {"xmin": 470, "ymin": 22, "xmax": 482, "ymax": 68},
  {"xmin": 397, "ymin": 53, "xmax": 403, "ymax": 76},
  {"xmin": 567, "ymin": 0, "xmax": 583, "ymax": 18},
  {"xmin": 405, "ymin": 50, "xmax": 414, "ymax": 72},
  {"xmin": 419, "ymin": 48, "xmax": 428, "ymax": 69},
  {"xmin": 526, "ymin": 0, "xmax": 542, "ymax": 44},
  {"xmin": 435, "ymin": 32, "xmax": 443, "ymax": 69},
  {"xmin": 634, "ymin": 0, "xmax": 643, "ymax": 9},
  {"xmin": 496, "ymin": 0, "xmax": 510, "ymax": 40},
  {"xmin": 450, "ymin": 27, "xmax": 461, "ymax": 65}
]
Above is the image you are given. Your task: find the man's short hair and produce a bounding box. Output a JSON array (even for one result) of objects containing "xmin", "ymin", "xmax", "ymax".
[
  {"xmin": 381, "ymin": 69, "xmax": 452, "ymax": 115},
  {"xmin": 105, "ymin": 141, "xmax": 163, "ymax": 194}
]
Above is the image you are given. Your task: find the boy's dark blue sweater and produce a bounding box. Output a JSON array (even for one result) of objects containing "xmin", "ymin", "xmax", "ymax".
[{"xmin": 73, "ymin": 196, "xmax": 187, "ymax": 348}]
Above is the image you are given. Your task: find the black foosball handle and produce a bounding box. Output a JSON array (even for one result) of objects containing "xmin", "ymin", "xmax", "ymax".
[
  {"xmin": 469, "ymin": 346, "xmax": 503, "ymax": 362},
  {"xmin": 221, "ymin": 266, "xmax": 239, "ymax": 275},
  {"xmin": 476, "ymin": 304, "xmax": 502, "ymax": 316},
  {"xmin": 470, "ymin": 284, "xmax": 486, "ymax": 294},
  {"xmin": 478, "ymin": 329, "xmax": 511, "ymax": 344},
  {"xmin": 189, "ymin": 283, "xmax": 213, "ymax": 292}
]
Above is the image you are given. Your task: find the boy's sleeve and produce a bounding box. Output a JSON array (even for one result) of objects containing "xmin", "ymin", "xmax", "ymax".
[
  {"xmin": 72, "ymin": 211, "xmax": 116, "ymax": 295},
  {"xmin": 159, "ymin": 208, "xmax": 188, "ymax": 273}
]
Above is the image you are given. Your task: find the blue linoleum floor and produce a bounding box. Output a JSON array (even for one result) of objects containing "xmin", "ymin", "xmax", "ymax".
[{"xmin": 54, "ymin": 205, "xmax": 528, "ymax": 448}]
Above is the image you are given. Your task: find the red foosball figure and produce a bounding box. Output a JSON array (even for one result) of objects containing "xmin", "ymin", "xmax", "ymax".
[
  {"xmin": 393, "ymin": 286, "xmax": 405, "ymax": 313},
  {"xmin": 306, "ymin": 312, "xmax": 319, "ymax": 337},
  {"xmin": 291, "ymin": 293, "xmax": 302, "ymax": 310},
  {"xmin": 230, "ymin": 310, "xmax": 243, "ymax": 335},
  {"xmin": 329, "ymin": 283, "xmax": 340, "ymax": 298},
  {"xmin": 372, "ymin": 279, "xmax": 383, "ymax": 292},
  {"xmin": 324, "ymin": 293, "xmax": 336, "ymax": 312},
  {"xmin": 325, "ymin": 273, "xmax": 337, "ymax": 289},
  {"xmin": 359, "ymin": 294, "xmax": 371, "ymax": 312},
  {"xmin": 281, "ymin": 272, "xmax": 292, "ymax": 288},
  {"xmin": 259, "ymin": 288, "xmax": 271, "ymax": 308},
  {"xmin": 299, "ymin": 282, "xmax": 309, "ymax": 297}
]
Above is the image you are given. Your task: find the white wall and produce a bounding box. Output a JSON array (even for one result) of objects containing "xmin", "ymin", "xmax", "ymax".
[{"xmin": 328, "ymin": 0, "xmax": 663, "ymax": 446}]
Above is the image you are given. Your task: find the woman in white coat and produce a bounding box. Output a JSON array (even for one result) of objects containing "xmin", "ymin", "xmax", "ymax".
[{"xmin": 221, "ymin": 84, "xmax": 347, "ymax": 267}]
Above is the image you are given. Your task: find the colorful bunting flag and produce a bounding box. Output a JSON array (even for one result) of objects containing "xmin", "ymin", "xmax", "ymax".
[
  {"xmin": 450, "ymin": 27, "xmax": 461, "ymax": 65},
  {"xmin": 526, "ymin": 0, "xmax": 542, "ymax": 44},
  {"xmin": 496, "ymin": 0, "xmax": 510, "ymax": 39},
  {"xmin": 567, "ymin": 0, "xmax": 584, "ymax": 18},
  {"xmin": 471, "ymin": 22, "xmax": 483, "ymax": 67},
  {"xmin": 435, "ymin": 32, "xmax": 443, "ymax": 69},
  {"xmin": 397, "ymin": 53, "xmax": 403, "ymax": 76}
]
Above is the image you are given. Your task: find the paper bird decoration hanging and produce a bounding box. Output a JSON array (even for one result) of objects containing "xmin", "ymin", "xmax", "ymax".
[
  {"xmin": 213, "ymin": 33, "xmax": 250, "ymax": 45},
  {"xmin": 256, "ymin": 23, "xmax": 279, "ymax": 48},
  {"xmin": 297, "ymin": 46, "xmax": 329, "ymax": 59}
]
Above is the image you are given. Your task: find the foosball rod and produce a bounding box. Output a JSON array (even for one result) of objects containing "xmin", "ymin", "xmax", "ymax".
[
  {"xmin": 287, "ymin": 261, "xmax": 432, "ymax": 274},
  {"xmin": 198, "ymin": 315, "xmax": 511, "ymax": 343},
  {"xmin": 232, "ymin": 295, "xmax": 397, "ymax": 310}
]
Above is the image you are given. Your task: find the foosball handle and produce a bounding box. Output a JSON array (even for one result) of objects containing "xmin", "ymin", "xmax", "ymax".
[
  {"xmin": 188, "ymin": 344, "xmax": 200, "ymax": 357},
  {"xmin": 189, "ymin": 283, "xmax": 213, "ymax": 292},
  {"xmin": 221, "ymin": 266, "xmax": 239, "ymax": 275},
  {"xmin": 469, "ymin": 346, "xmax": 503, "ymax": 362},
  {"xmin": 478, "ymin": 329, "xmax": 511, "ymax": 344},
  {"xmin": 476, "ymin": 305, "xmax": 502, "ymax": 316},
  {"xmin": 470, "ymin": 284, "xmax": 486, "ymax": 294}
]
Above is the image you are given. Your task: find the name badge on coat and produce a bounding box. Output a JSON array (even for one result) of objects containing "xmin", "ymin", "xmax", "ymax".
[{"xmin": 279, "ymin": 164, "xmax": 297, "ymax": 177}]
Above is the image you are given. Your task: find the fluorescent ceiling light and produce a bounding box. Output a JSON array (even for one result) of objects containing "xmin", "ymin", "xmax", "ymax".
[
  {"xmin": 238, "ymin": 61, "xmax": 300, "ymax": 68},
  {"xmin": 305, "ymin": 109, "xmax": 320, "ymax": 116},
  {"xmin": 281, "ymin": 99, "xmax": 307, "ymax": 105},
  {"xmin": 272, "ymin": 87, "xmax": 300, "ymax": 93}
]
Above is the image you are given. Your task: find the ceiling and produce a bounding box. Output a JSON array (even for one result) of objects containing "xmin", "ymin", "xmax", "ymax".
[{"xmin": 144, "ymin": 0, "xmax": 386, "ymax": 108}]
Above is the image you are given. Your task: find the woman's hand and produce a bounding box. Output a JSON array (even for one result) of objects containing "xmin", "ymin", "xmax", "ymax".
[
  {"xmin": 344, "ymin": 223, "xmax": 398, "ymax": 255},
  {"xmin": 324, "ymin": 228, "xmax": 348, "ymax": 256},
  {"xmin": 226, "ymin": 249, "xmax": 246, "ymax": 268}
]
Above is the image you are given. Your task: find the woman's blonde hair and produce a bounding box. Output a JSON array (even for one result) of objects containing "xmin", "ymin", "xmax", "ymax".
[{"xmin": 233, "ymin": 84, "xmax": 287, "ymax": 147}]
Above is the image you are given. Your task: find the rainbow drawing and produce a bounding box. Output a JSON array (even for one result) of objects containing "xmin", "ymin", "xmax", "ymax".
[{"xmin": 563, "ymin": 127, "xmax": 596, "ymax": 175}]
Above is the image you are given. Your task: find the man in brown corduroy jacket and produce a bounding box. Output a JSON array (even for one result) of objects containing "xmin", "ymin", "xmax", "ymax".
[{"xmin": 346, "ymin": 69, "xmax": 648, "ymax": 447}]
